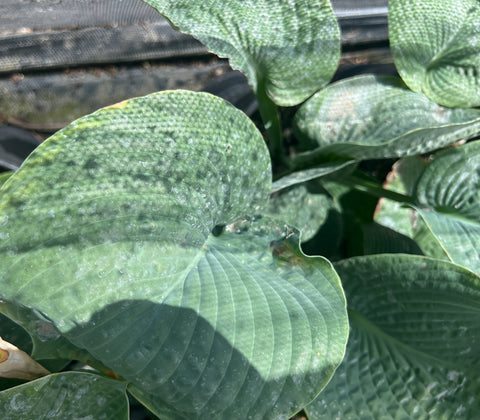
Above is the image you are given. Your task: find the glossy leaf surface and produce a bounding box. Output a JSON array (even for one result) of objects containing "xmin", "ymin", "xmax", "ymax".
[
  {"xmin": 0, "ymin": 372, "xmax": 128, "ymax": 420},
  {"xmin": 307, "ymin": 255, "xmax": 480, "ymax": 419},
  {"xmin": 414, "ymin": 141, "xmax": 480, "ymax": 275},
  {"xmin": 142, "ymin": 0, "xmax": 340, "ymax": 106},
  {"xmin": 0, "ymin": 91, "xmax": 348, "ymax": 419},
  {"xmin": 389, "ymin": 0, "xmax": 480, "ymax": 107},
  {"xmin": 294, "ymin": 75, "xmax": 480, "ymax": 160}
]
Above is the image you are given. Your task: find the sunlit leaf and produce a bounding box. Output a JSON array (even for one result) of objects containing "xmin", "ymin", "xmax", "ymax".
[
  {"xmin": 414, "ymin": 140, "xmax": 480, "ymax": 275},
  {"xmin": 272, "ymin": 161, "xmax": 356, "ymax": 193},
  {"xmin": 307, "ymin": 255, "xmax": 480, "ymax": 419},
  {"xmin": 389, "ymin": 0, "xmax": 480, "ymax": 107},
  {"xmin": 0, "ymin": 91, "xmax": 348, "ymax": 419},
  {"xmin": 142, "ymin": 0, "xmax": 340, "ymax": 106},
  {"xmin": 294, "ymin": 75, "xmax": 480, "ymax": 160}
]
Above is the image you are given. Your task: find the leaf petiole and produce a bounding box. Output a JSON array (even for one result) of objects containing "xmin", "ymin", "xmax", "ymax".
[
  {"xmin": 256, "ymin": 78, "xmax": 283, "ymax": 162},
  {"xmin": 338, "ymin": 173, "xmax": 414, "ymax": 205}
]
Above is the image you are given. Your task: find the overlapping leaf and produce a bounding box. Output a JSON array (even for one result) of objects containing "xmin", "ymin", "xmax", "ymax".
[
  {"xmin": 266, "ymin": 186, "xmax": 329, "ymax": 242},
  {"xmin": 271, "ymin": 161, "xmax": 356, "ymax": 193},
  {"xmin": 362, "ymin": 223, "xmax": 422, "ymax": 256},
  {"xmin": 307, "ymin": 255, "xmax": 480, "ymax": 419},
  {"xmin": 0, "ymin": 372, "xmax": 128, "ymax": 419},
  {"xmin": 142, "ymin": 0, "xmax": 340, "ymax": 106},
  {"xmin": 373, "ymin": 157, "xmax": 449, "ymax": 260},
  {"xmin": 414, "ymin": 140, "xmax": 480, "ymax": 275},
  {"xmin": 0, "ymin": 91, "xmax": 348, "ymax": 418},
  {"xmin": 389, "ymin": 0, "xmax": 480, "ymax": 108},
  {"xmin": 293, "ymin": 75, "xmax": 480, "ymax": 160},
  {"xmin": 374, "ymin": 157, "xmax": 426, "ymax": 238}
]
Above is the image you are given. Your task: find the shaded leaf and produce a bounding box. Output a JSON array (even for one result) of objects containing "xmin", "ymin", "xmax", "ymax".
[
  {"xmin": 0, "ymin": 313, "xmax": 70, "ymax": 391},
  {"xmin": 0, "ymin": 91, "xmax": 348, "ymax": 419},
  {"xmin": 301, "ymin": 204, "xmax": 343, "ymax": 262},
  {"xmin": 307, "ymin": 255, "xmax": 480, "ymax": 419},
  {"xmin": 0, "ymin": 313, "xmax": 32, "ymax": 356},
  {"xmin": 294, "ymin": 75, "xmax": 480, "ymax": 160},
  {"xmin": 142, "ymin": 0, "xmax": 340, "ymax": 106},
  {"xmin": 0, "ymin": 372, "xmax": 128, "ymax": 420},
  {"xmin": 389, "ymin": 0, "xmax": 480, "ymax": 108},
  {"xmin": 363, "ymin": 222, "xmax": 423, "ymax": 256},
  {"xmin": 414, "ymin": 141, "xmax": 480, "ymax": 274},
  {"xmin": 266, "ymin": 186, "xmax": 329, "ymax": 242},
  {"xmin": 0, "ymin": 314, "xmax": 32, "ymax": 391}
]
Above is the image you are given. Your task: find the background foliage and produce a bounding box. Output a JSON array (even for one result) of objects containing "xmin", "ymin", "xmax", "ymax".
[{"xmin": 1, "ymin": 0, "xmax": 479, "ymax": 418}]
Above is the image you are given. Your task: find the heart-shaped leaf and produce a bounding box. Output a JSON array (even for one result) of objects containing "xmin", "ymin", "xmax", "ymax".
[
  {"xmin": 142, "ymin": 0, "xmax": 340, "ymax": 106},
  {"xmin": 293, "ymin": 75, "xmax": 480, "ymax": 160},
  {"xmin": 307, "ymin": 255, "xmax": 480, "ymax": 419},
  {"xmin": 389, "ymin": 0, "xmax": 480, "ymax": 108},
  {"xmin": 0, "ymin": 91, "xmax": 348, "ymax": 419},
  {"xmin": 414, "ymin": 140, "xmax": 480, "ymax": 275},
  {"xmin": 0, "ymin": 372, "xmax": 128, "ymax": 419}
]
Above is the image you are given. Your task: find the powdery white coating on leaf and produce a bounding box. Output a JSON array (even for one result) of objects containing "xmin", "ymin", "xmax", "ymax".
[
  {"xmin": 143, "ymin": 0, "xmax": 340, "ymax": 106},
  {"xmin": 0, "ymin": 91, "xmax": 348, "ymax": 419},
  {"xmin": 414, "ymin": 141, "xmax": 480, "ymax": 275},
  {"xmin": 0, "ymin": 372, "xmax": 128, "ymax": 419},
  {"xmin": 389, "ymin": 0, "xmax": 480, "ymax": 107},
  {"xmin": 294, "ymin": 75, "xmax": 480, "ymax": 159},
  {"xmin": 306, "ymin": 255, "xmax": 480, "ymax": 419}
]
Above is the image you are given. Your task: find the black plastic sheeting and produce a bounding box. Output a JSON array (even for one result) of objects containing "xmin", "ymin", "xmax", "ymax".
[
  {"xmin": 0, "ymin": 0, "xmax": 392, "ymax": 171},
  {"xmin": 0, "ymin": 0, "xmax": 388, "ymax": 73},
  {"xmin": 0, "ymin": 125, "xmax": 39, "ymax": 170}
]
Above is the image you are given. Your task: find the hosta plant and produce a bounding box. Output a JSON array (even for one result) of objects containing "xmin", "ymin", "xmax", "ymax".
[{"xmin": 1, "ymin": 0, "xmax": 479, "ymax": 418}]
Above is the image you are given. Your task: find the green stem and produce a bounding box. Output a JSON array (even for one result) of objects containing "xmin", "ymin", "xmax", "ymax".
[
  {"xmin": 339, "ymin": 173, "xmax": 414, "ymax": 204},
  {"xmin": 256, "ymin": 79, "xmax": 283, "ymax": 162}
]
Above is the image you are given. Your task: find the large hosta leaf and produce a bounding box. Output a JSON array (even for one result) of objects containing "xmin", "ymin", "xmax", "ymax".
[
  {"xmin": 414, "ymin": 140, "xmax": 480, "ymax": 275},
  {"xmin": 0, "ymin": 91, "xmax": 348, "ymax": 419},
  {"xmin": 307, "ymin": 255, "xmax": 480, "ymax": 419},
  {"xmin": 389, "ymin": 0, "xmax": 480, "ymax": 108},
  {"xmin": 0, "ymin": 372, "xmax": 128, "ymax": 419},
  {"xmin": 293, "ymin": 75, "xmax": 480, "ymax": 160},
  {"xmin": 142, "ymin": 0, "xmax": 340, "ymax": 106}
]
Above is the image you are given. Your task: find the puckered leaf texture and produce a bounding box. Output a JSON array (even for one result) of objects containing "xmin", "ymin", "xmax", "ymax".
[{"xmin": 0, "ymin": 91, "xmax": 348, "ymax": 419}]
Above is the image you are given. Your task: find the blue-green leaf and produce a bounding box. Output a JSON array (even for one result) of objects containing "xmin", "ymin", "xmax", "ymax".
[{"xmin": 142, "ymin": 0, "xmax": 340, "ymax": 106}]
